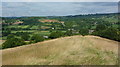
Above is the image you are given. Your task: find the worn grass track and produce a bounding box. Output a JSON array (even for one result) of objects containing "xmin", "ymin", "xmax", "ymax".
[{"xmin": 2, "ymin": 35, "xmax": 119, "ymax": 65}]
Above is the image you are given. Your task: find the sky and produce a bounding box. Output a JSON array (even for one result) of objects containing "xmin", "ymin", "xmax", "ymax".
[
  {"xmin": 1, "ymin": 0, "xmax": 120, "ymax": 2},
  {"xmin": 1, "ymin": 2, "xmax": 118, "ymax": 17}
]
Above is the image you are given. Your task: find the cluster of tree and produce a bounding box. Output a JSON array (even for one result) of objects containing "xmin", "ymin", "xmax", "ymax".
[
  {"xmin": 49, "ymin": 31, "xmax": 65, "ymax": 39},
  {"xmin": 21, "ymin": 34, "xmax": 30, "ymax": 41},
  {"xmin": 2, "ymin": 30, "xmax": 11, "ymax": 36},
  {"xmin": 65, "ymin": 30, "xmax": 73, "ymax": 36},
  {"xmin": 2, "ymin": 34, "xmax": 45, "ymax": 49},
  {"xmin": 21, "ymin": 17, "xmax": 42, "ymax": 25},
  {"xmin": 79, "ymin": 28, "xmax": 89, "ymax": 36},
  {"xmin": 49, "ymin": 30, "xmax": 80, "ymax": 39},
  {"xmin": 92, "ymin": 23, "xmax": 120, "ymax": 41},
  {"xmin": 30, "ymin": 34, "xmax": 45, "ymax": 43},
  {"xmin": 55, "ymin": 14, "xmax": 119, "ymax": 41},
  {"xmin": 2, "ymin": 35, "xmax": 25, "ymax": 49},
  {"xmin": 14, "ymin": 32, "xmax": 31, "ymax": 36}
]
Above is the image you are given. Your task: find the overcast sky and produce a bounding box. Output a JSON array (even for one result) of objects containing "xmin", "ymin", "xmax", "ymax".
[
  {"xmin": 1, "ymin": 0, "xmax": 119, "ymax": 17},
  {"xmin": 1, "ymin": 2, "xmax": 118, "ymax": 17},
  {"xmin": 1, "ymin": 0, "xmax": 120, "ymax": 2}
]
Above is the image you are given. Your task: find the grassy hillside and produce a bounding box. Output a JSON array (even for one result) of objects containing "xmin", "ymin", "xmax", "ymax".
[{"xmin": 2, "ymin": 35, "xmax": 119, "ymax": 65}]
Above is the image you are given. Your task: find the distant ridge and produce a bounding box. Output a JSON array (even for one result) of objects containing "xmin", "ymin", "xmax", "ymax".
[{"xmin": 1, "ymin": 12, "xmax": 119, "ymax": 18}]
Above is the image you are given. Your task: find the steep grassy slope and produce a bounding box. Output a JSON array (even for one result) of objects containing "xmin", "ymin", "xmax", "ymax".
[{"xmin": 2, "ymin": 35, "xmax": 119, "ymax": 65}]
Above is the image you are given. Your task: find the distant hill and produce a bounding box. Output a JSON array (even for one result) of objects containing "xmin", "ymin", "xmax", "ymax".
[{"xmin": 2, "ymin": 35, "xmax": 119, "ymax": 65}]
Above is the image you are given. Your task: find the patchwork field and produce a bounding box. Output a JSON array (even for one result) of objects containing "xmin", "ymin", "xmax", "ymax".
[{"xmin": 2, "ymin": 35, "xmax": 119, "ymax": 65}]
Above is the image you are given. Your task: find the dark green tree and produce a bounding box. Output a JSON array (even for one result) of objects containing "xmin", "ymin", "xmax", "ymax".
[
  {"xmin": 21, "ymin": 34, "xmax": 30, "ymax": 41},
  {"xmin": 49, "ymin": 31, "xmax": 64, "ymax": 39},
  {"xmin": 2, "ymin": 37, "xmax": 25, "ymax": 49},
  {"xmin": 101, "ymin": 28, "xmax": 119, "ymax": 40},
  {"xmin": 7, "ymin": 34, "xmax": 15, "ymax": 39},
  {"xmin": 95, "ymin": 24, "xmax": 107, "ymax": 31},
  {"xmin": 79, "ymin": 28, "xmax": 89, "ymax": 36},
  {"xmin": 31, "ymin": 34, "xmax": 44, "ymax": 43},
  {"xmin": 65, "ymin": 30, "xmax": 73, "ymax": 36}
]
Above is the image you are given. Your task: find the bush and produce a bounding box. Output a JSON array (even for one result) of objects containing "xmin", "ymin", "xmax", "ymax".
[
  {"xmin": 31, "ymin": 34, "xmax": 44, "ymax": 43},
  {"xmin": 65, "ymin": 30, "xmax": 73, "ymax": 36},
  {"xmin": 7, "ymin": 34, "xmax": 15, "ymax": 39},
  {"xmin": 79, "ymin": 28, "xmax": 89, "ymax": 36},
  {"xmin": 21, "ymin": 34, "xmax": 30, "ymax": 41},
  {"xmin": 2, "ymin": 30, "xmax": 11, "ymax": 36},
  {"xmin": 49, "ymin": 31, "xmax": 64, "ymax": 39},
  {"xmin": 2, "ymin": 37, "xmax": 25, "ymax": 49},
  {"xmin": 93, "ymin": 27, "xmax": 120, "ymax": 41},
  {"xmin": 95, "ymin": 24, "xmax": 107, "ymax": 31}
]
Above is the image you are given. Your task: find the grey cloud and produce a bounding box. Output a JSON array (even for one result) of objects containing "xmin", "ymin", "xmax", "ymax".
[{"xmin": 2, "ymin": 2, "xmax": 118, "ymax": 17}]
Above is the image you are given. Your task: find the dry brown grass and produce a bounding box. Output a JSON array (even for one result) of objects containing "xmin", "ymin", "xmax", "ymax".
[{"xmin": 1, "ymin": 35, "xmax": 119, "ymax": 65}]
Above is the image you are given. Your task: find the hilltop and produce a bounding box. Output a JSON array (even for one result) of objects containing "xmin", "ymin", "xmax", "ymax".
[{"xmin": 2, "ymin": 35, "xmax": 119, "ymax": 65}]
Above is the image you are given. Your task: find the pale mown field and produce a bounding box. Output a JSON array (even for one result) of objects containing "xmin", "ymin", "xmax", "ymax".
[{"xmin": 2, "ymin": 35, "xmax": 119, "ymax": 65}]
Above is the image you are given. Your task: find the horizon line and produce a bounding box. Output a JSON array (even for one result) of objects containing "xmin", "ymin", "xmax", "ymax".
[{"xmin": 1, "ymin": 12, "xmax": 119, "ymax": 17}]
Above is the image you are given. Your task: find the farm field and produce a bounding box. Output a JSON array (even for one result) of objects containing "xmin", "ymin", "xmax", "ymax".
[
  {"xmin": 1, "ymin": 13, "xmax": 120, "ymax": 65},
  {"xmin": 2, "ymin": 35, "xmax": 119, "ymax": 65}
]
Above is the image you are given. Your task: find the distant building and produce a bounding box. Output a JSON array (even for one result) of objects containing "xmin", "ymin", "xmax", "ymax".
[
  {"xmin": 52, "ymin": 28, "xmax": 55, "ymax": 29},
  {"xmin": 43, "ymin": 36, "xmax": 49, "ymax": 39},
  {"xmin": 89, "ymin": 30, "xmax": 94, "ymax": 34},
  {"xmin": 68, "ymin": 29, "xmax": 74, "ymax": 31}
]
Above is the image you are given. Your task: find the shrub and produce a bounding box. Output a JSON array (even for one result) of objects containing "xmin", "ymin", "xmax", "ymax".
[
  {"xmin": 65, "ymin": 30, "xmax": 73, "ymax": 36},
  {"xmin": 49, "ymin": 31, "xmax": 64, "ymax": 39},
  {"xmin": 79, "ymin": 28, "xmax": 89, "ymax": 36},
  {"xmin": 2, "ymin": 37, "xmax": 25, "ymax": 49},
  {"xmin": 31, "ymin": 34, "xmax": 44, "ymax": 43},
  {"xmin": 7, "ymin": 34, "xmax": 15, "ymax": 39},
  {"xmin": 93, "ymin": 27, "xmax": 120, "ymax": 41},
  {"xmin": 21, "ymin": 34, "xmax": 30, "ymax": 41}
]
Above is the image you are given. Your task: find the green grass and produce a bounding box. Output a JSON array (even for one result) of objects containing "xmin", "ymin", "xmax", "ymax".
[
  {"xmin": 11, "ymin": 30, "xmax": 36, "ymax": 33},
  {"xmin": 33, "ymin": 31, "xmax": 50, "ymax": 36},
  {"xmin": 30, "ymin": 25, "xmax": 39, "ymax": 29},
  {"xmin": 6, "ymin": 25, "xmax": 29, "ymax": 29}
]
